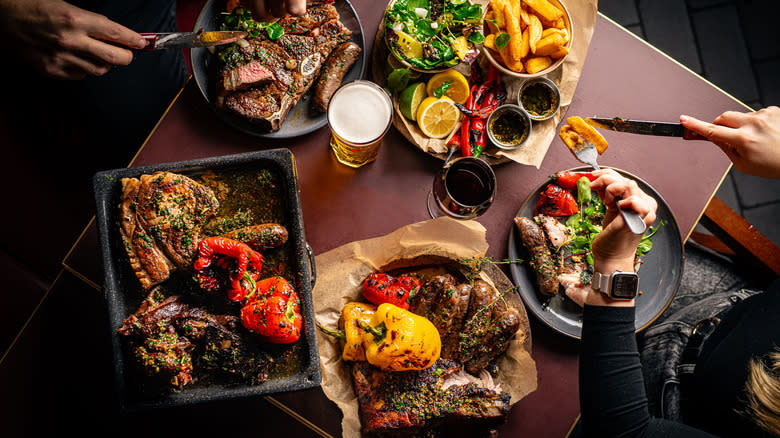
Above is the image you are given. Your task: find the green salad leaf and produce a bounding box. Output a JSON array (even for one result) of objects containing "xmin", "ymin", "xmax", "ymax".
[
  {"xmin": 496, "ymin": 32, "xmax": 511, "ymax": 50},
  {"xmin": 432, "ymin": 80, "xmax": 451, "ymax": 98}
]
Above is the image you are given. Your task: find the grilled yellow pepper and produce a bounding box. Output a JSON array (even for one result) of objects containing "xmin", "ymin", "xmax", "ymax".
[
  {"xmin": 317, "ymin": 302, "xmax": 376, "ymax": 362},
  {"xmin": 360, "ymin": 303, "xmax": 441, "ymax": 371},
  {"xmin": 340, "ymin": 302, "xmax": 376, "ymax": 361}
]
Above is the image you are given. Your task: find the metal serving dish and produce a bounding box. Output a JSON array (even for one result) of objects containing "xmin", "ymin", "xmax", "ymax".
[{"xmin": 93, "ymin": 148, "xmax": 320, "ymax": 412}]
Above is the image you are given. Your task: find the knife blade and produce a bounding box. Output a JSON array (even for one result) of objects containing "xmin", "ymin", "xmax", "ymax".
[
  {"xmin": 140, "ymin": 31, "xmax": 247, "ymax": 50},
  {"xmin": 585, "ymin": 117, "xmax": 707, "ymax": 140}
]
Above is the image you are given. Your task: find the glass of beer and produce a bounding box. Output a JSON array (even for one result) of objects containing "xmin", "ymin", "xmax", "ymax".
[{"xmin": 327, "ymin": 80, "xmax": 393, "ymax": 168}]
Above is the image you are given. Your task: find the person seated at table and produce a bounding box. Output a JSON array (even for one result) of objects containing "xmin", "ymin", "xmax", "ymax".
[{"xmin": 573, "ymin": 167, "xmax": 780, "ymax": 438}]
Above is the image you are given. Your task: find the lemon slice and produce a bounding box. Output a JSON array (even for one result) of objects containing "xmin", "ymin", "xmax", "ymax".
[
  {"xmin": 416, "ymin": 97, "xmax": 461, "ymax": 139},
  {"xmin": 399, "ymin": 82, "xmax": 427, "ymax": 121},
  {"xmin": 393, "ymin": 30, "xmax": 423, "ymax": 60},
  {"xmin": 426, "ymin": 70, "xmax": 469, "ymax": 104}
]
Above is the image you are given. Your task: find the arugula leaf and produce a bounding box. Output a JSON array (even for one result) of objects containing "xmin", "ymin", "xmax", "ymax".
[
  {"xmin": 496, "ymin": 32, "xmax": 511, "ymax": 50},
  {"xmin": 636, "ymin": 220, "xmax": 664, "ymax": 257},
  {"xmin": 407, "ymin": 0, "xmax": 429, "ymax": 11},
  {"xmin": 433, "ymin": 81, "xmax": 451, "ymax": 98},
  {"xmin": 451, "ymin": 3, "xmax": 482, "ymax": 20},
  {"xmin": 467, "ymin": 31, "xmax": 485, "ymax": 45}
]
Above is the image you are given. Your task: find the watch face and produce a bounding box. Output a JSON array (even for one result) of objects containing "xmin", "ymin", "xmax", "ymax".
[{"xmin": 611, "ymin": 273, "xmax": 639, "ymax": 299}]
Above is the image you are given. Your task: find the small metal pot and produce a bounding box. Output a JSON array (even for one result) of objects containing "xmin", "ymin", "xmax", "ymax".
[
  {"xmin": 486, "ymin": 104, "xmax": 532, "ymax": 150},
  {"xmin": 517, "ymin": 77, "xmax": 561, "ymax": 122}
]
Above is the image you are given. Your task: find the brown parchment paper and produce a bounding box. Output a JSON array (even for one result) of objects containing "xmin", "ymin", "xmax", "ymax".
[
  {"xmin": 372, "ymin": 0, "xmax": 598, "ymax": 167},
  {"xmin": 313, "ymin": 217, "xmax": 538, "ymax": 437}
]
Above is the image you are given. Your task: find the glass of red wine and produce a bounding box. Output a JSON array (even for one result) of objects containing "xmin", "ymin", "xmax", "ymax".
[{"xmin": 427, "ymin": 156, "xmax": 497, "ymax": 219}]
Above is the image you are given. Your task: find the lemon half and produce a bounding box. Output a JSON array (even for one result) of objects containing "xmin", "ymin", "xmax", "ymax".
[
  {"xmin": 416, "ymin": 97, "xmax": 461, "ymax": 139},
  {"xmin": 426, "ymin": 70, "xmax": 470, "ymax": 104}
]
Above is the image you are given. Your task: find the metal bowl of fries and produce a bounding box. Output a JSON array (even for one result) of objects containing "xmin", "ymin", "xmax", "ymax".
[{"xmin": 482, "ymin": 0, "xmax": 572, "ymax": 79}]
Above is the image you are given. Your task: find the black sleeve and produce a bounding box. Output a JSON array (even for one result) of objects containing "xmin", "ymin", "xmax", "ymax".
[{"xmin": 579, "ymin": 305, "xmax": 717, "ymax": 438}]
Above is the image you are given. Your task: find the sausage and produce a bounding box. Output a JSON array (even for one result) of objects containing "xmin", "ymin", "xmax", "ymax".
[
  {"xmin": 222, "ymin": 223, "xmax": 288, "ymax": 250},
  {"xmin": 312, "ymin": 42, "xmax": 362, "ymax": 112},
  {"xmin": 514, "ymin": 216, "xmax": 560, "ymax": 296},
  {"xmin": 411, "ymin": 274, "xmax": 455, "ymax": 317}
]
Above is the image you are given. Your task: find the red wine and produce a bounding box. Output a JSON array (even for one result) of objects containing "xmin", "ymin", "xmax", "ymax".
[
  {"xmin": 430, "ymin": 157, "xmax": 496, "ymax": 219},
  {"xmin": 446, "ymin": 163, "xmax": 493, "ymax": 206}
]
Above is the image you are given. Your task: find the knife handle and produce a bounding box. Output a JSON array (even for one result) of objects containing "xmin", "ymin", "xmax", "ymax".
[
  {"xmin": 139, "ymin": 33, "xmax": 158, "ymax": 51},
  {"xmin": 682, "ymin": 128, "xmax": 707, "ymax": 140}
]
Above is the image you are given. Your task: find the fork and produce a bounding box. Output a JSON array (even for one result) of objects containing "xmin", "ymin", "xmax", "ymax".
[{"xmin": 570, "ymin": 142, "xmax": 648, "ymax": 235}]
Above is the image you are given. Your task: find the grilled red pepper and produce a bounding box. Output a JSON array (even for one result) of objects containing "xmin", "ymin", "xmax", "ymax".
[
  {"xmin": 534, "ymin": 184, "xmax": 579, "ymax": 216},
  {"xmin": 362, "ymin": 273, "xmax": 421, "ymax": 310},
  {"xmin": 551, "ymin": 171, "xmax": 597, "ymax": 190},
  {"xmin": 193, "ymin": 237, "xmax": 263, "ymax": 302},
  {"xmin": 241, "ymin": 295, "xmax": 302, "ymax": 344}
]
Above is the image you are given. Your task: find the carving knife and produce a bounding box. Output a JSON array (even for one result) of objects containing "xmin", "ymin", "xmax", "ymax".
[
  {"xmin": 140, "ymin": 31, "xmax": 247, "ymax": 50},
  {"xmin": 584, "ymin": 117, "xmax": 707, "ymax": 140}
]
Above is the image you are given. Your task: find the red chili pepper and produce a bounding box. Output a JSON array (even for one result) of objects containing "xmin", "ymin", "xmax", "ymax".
[
  {"xmin": 459, "ymin": 85, "xmax": 477, "ymax": 157},
  {"xmin": 193, "ymin": 237, "xmax": 263, "ymax": 302},
  {"xmin": 471, "ymin": 118, "xmax": 486, "ymax": 158},
  {"xmin": 361, "ymin": 273, "xmax": 421, "ymax": 309},
  {"xmin": 487, "ymin": 63, "xmax": 499, "ymax": 83},
  {"xmin": 534, "ymin": 184, "xmax": 579, "ymax": 217},
  {"xmin": 551, "ymin": 171, "xmax": 598, "ymax": 190}
]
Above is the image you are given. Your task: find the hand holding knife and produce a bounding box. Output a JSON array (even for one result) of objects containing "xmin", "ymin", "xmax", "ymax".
[
  {"xmin": 584, "ymin": 117, "xmax": 708, "ymax": 140},
  {"xmin": 139, "ymin": 31, "xmax": 248, "ymax": 50}
]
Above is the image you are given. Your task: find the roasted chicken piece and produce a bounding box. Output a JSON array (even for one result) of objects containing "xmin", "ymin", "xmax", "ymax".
[{"xmin": 119, "ymin": 171, "xmax": 219, "ymax": 289}]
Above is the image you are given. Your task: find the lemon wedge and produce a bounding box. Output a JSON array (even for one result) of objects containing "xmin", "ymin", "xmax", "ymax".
[
  {"xmin": 426, "ymin": 70, "xmax": 470, "ymax": 104},
  {"xmin": 416, "ymin": 97, "xmax": 461, "ymax": 139},
  {"xmin": 393, "ymin": 30, "xmax": 423, "ymax": 60}
]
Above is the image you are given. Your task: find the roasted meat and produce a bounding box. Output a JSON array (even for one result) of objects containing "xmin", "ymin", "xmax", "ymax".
[
  {"xmin": 513, "ymin": 216, "xmax": 560, "ymax": 296},
  {"xmin": 430, "ymin": 282, "xmax": 472, "ymax": 359},
  {"xmin": 410, "ymin": 274, "xmax": 456, "ymax": 316},
  {"xmin": 119, "ymin": 172, "xmax": 219, "ymax": 289},
  {"xmin": 312, "ymin": 41, "xmax": 362, "ymax": 112},
  {"xmin": 119, "ymin": 290, "xmax": 271, "ymax": 388},
  {"xmin": 216, "ymin": 3, "xmax": 352, "ymax": 131},
  {"xmin": 352, "ymin": 359, "xmax": 511, "ymax": 434},
  {"xmin": 222, "ymin": 223, "xmax": 289, "ymax": 250}
]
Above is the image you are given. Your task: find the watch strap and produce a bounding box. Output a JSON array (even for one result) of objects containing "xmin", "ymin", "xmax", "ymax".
[{"xmin": 592, "ymin": 271, "xmax": 610, "ymax": 293}]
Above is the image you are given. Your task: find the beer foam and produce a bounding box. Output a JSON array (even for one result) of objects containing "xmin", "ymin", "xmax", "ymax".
[{"xmin": 328, "ymin": 83, "xmax": 392, "ymax": 144}]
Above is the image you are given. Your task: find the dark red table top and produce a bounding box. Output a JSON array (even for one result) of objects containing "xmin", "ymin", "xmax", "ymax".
[{"xmin": 5, "ymin": 1, "xmax": 743, "ymax": 437}]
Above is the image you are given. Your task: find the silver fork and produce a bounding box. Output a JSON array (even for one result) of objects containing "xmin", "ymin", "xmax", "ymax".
[{"xmin": 572, "ymin": 142, "xmax": 648, "ymax": 235}]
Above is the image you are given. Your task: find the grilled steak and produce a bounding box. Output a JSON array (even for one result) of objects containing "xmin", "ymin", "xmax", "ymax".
[
  {"xmin": 119, "ymin": 172, "xmax": 219, "ymax": 289},
  {"xmin": 352, "ymin": 359, "xmax": 511, "ymax": 434},
  {"xmin": 216, "ymin": 3, "xmax": 352, "ymax": 132},
  {"xmin": 119, "ymin": 290, "xmax": 271, "ymax": 388}
]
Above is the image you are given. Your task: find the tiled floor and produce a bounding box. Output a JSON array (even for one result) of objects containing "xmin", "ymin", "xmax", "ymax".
[{"xmin": 599, "ymin": 0, "xmax": 780, "ymax": 246}]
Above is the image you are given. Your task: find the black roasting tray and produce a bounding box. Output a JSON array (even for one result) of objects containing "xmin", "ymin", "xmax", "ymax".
[{"xmin": 93, "ymin": 148, "xmax": 320, "ymax": 412}]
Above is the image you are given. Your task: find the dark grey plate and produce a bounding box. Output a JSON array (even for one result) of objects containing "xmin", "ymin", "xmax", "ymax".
[
  {"xmin": 190, "ymin": 0, "xmax": 366, "ymax": 138},
  {"xmin": 93, "ymin": 148, "xmax": 320, "ymax": 412},
  {"xmin": 507, "ymin": 167, "xmax": 684, "ymax": 339}
]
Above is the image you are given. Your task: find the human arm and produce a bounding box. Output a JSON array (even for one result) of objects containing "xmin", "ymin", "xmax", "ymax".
[
  {"xmin": 246, "ymin": 0, "xmax": 307, "ymax": 18},
  {"xmin": 0, "ymin": 0, "xmax": 148, "ymax": 80},
  {"xmin": 680, "ymin": 106, "xmax": 780, "ymax": 178},
  {"xmin": 578, "ymin": 170, "xmax": 717, "ymax": 437}
]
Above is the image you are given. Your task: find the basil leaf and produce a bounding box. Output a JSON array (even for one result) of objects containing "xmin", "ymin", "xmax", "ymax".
[
  {"xmin": 495, "ymin": 32, "xmax": 511, "ymax": 50},
  {"xmin": 467, "ymin": 31, "xmax": 485, "ymax": 45},
  {"xmin": 433, "ymin": 81, "xmax": 451, "ymax": 98}
]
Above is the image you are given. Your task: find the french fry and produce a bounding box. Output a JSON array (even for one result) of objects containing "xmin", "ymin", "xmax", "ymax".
[
  {"xmin": 552, "ymin": 17, "xmax": 566, "ymax": 29},
  {"xmin": 520, "ymin": 25, "xmax": 530, "ymax": 58},
  {"xmin": 491, "ymin": 0, "xmax": 506, "ymax": 29},
  {"xmin": 484, "ymin": 33, "xmax": 497, "ymax": 50},
  {"xmin": 528, "ymin": 13, "xmax": 543, "ymax": 54},
  {"xmin": 559, "ymin": 125, "xmax": 585, "ymax": 154},
  {"xmin": 549, "ymin": 45, "xmax": 570, "ymax": 58},
  {"xmin": 518, "ymin": 4, "xmax": 531, "ymax": 28},
  {"xmin": 522, "ymin": 0, "xmax": 563, "ymax": 23},
  {"xmin": 566, "ymin": 116, "xmax": 609, "ymax": 154},
  {"xmin": 532, "ymin": 33, "xmax": 565, "ymax": 57},
  {"xmin": 525, "ymin": 56, "xmax": 552, "ymax": 74},
  {"xmin": 542, "ymin": 27, "xmax": 568, "ymax": 42},
  {"xmin": 503, "ymin": 1, "xmax": 525, "ymax": 62}
]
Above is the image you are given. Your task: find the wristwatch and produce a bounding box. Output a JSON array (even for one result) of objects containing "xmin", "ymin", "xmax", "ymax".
[{"xmin": 591, "ymin": 270, "xmax": 639, "ymax": 300}]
